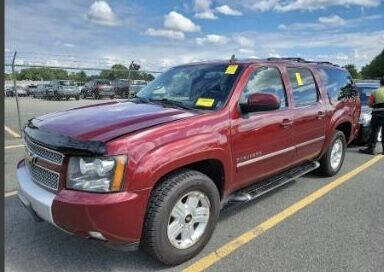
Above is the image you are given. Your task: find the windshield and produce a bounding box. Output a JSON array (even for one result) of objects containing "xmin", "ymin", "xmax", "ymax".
[
  {"xmin": 59, "ymin": 80, "xmax": 75, "ymax": 86},
  {"xmin": 358, "ymin": 87, "xmax": 378, "ymax": 105},
  {"xmin": 136, "ymin": 63, "xmax": 243, "ymax": 110}
]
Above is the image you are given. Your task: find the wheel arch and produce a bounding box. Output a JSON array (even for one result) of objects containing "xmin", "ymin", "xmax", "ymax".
[{"xmin": 335, "ymin": 121, "xmax": 352, "ymax": 143}]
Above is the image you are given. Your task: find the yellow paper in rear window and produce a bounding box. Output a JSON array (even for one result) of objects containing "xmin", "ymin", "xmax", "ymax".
[
  {"xmin": 225, "ymin": 65, "xmax": 238, "ymax": 75},
  {"xmin": 295, "ymin": 73, "xmax": 303, "ymax": 86},
  {"xmin": 196, "ymin": 98, "xmax": 215, "ymax": 107}
]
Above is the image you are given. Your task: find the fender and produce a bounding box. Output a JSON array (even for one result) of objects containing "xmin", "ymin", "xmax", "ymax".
[
  {"xmin": 320, "ymin": 108, "xmax": 353, "ymax": 158},
  {"xmin": 128, "ymin": 133, "xmax": 232, "ymax": 193}
]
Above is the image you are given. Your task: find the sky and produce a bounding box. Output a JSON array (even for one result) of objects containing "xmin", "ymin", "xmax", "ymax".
[{"xmin": 4, "ymin": 0, "xmax": 384, "ymax": 72}]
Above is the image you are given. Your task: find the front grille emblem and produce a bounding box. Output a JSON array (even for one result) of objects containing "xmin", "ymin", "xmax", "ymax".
[{"xmin": 27, "ymin": 152, "xmax": 38, "ymax": 165}]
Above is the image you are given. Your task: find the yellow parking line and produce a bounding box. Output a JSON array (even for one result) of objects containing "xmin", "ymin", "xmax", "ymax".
[
  {"xmin": 4, "ymin": 144, "xmax": 25, "ymax": 150},
  {"xmin": 5, "ymin": 191, "xmax": 18, "ymax": 198},
  {"xmin": 183, "ymin": 155, "xmax": 384, "ymax": 272},
  {"xmin": 5, "ymin": 125, "xmax": 21, "ymax": 138}
]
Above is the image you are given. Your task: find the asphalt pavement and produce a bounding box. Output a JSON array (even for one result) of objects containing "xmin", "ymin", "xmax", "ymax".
[{"xmin": 4, "ymin": 97, "xmax": 384, "ymax": 272}]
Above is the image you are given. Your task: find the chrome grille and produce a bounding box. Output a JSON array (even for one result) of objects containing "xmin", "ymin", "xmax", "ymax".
[
  {"xmin": 25, "ymin": 136, "xmax": 64, "ymax": 165},
  {"xmin": 28, "ymin": 162, "xmax": 60, "ymax": 191}
]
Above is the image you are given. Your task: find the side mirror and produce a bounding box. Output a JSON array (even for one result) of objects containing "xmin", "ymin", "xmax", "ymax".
[{"xmin": 240, "ymin": 92, "xmax": 280, "ymax": 113}]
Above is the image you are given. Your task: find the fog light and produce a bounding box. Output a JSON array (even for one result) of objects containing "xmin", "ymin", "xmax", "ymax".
[{"xmin": 88, "ymin": 231, "xmax": 107, "ymax": 241}]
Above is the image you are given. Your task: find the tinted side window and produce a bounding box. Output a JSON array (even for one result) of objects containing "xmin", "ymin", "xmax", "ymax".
[
  {"xmin": 240, "ymin": 66, "xmax": 288, "ymax": 109},
  {"xmin": 287, "ymin": 67, "xmax": 318, "ymax": 107},
  {"xmin": 318, "ymin": 68, "xmax": 357, "ymax": 103}
]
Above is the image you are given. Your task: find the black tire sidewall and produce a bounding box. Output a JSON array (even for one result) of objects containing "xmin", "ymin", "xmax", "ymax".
[
  {"xmin": 321, "ymin": 131, "xmax": 346, "ymax": 176},
  {"xmin": 143, "ymin": 171, "xmax": 220, "ymax": 265}
]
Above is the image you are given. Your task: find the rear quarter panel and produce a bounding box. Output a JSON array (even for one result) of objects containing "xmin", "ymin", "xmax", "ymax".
[{"xmin": 312, "ymin": 67, "xmax": 360, "ymax": 155}]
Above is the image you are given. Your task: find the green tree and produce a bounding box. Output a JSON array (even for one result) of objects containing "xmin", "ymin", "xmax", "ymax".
[
  {"xmin": 140, "ymin": 72, "xmax": 155, "ymax": 81},
  {"xmin": 69, "ymin": 71, "xmax": 87, "ymax": 82},
  {"xmin": 361, "ymin": 49, "xmax": 384, "ymax": 79},
  {"xmin": 343, "ymin": 64, "xmax": 360, "ymax": 79},
  {"xmin": 97, "ymin": 63, "xmax": 154, "ymax": 82},
  {"xmin": 17, "ymin": 67, "xmax": 68, "ymax": 80},
  {"xmin": 4, "ymin": 73, "xmax": 13, "ymax": 80}
]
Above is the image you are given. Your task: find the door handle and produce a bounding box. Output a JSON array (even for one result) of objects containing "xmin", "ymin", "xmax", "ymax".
[
  {"xmin": 318, "ymin": 111, "xmax": 326, "ymax": 119},
  {"xmin": 281, "ymin": 119, "xmax": 293, "ymax": 128}
]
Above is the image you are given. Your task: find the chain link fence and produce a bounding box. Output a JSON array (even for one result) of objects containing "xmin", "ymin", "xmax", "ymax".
[{"xmin": 4, "ymin": 53, "xmax": 163, "ymax": 141}]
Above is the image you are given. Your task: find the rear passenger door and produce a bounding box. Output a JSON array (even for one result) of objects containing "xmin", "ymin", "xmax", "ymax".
[{"xmin": 287, "ymin": 67, "xmax": 326, "ymax": 162}]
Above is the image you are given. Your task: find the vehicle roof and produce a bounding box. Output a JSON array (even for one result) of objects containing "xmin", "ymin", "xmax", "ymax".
[
  {"xmin": 355, "ymin": 82, "xmax": 380, "ymax": 88},
  {"xmin": 175, "ymin": 57, "xmax": 344, "ymax": 70},
  {"xmin": 355, "ymin": 79, "xmax": 380, "ymax": 87}
]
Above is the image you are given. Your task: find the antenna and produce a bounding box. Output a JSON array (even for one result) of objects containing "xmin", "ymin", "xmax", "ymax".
[{"xmin": 229, "ymin": 54, "xmax": 236, "ymax": 64}]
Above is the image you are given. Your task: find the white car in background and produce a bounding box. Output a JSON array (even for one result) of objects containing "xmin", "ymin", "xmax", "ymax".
[{"xmin": 5, "ymin": 86, "xmax": 28, "ymax": 97}]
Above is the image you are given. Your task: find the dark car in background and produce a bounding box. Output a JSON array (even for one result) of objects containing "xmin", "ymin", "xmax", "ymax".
[
  {"xmin": 81, "ymin": 79, "xmax": 115, "ymax": 99},
  {"xmin": 356, "ymin": 80, "xmax": 382, "ymax": 143},
  {"xmin": 35, "ymin": 83, "xmax": 53, "ymax": 99},
  {"xmin": 112, "ymin": 79, "xmax": 130, "ymax": 98},
  {"xmin": 112, "ymin": 79, "xmax": 148, "ymax": 98},
  {"xmin": 129, "ymin": 80, "xmax": 147, "ymax": 98}
]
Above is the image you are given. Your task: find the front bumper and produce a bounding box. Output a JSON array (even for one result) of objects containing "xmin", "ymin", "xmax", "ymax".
[
  {"xmin": 99, "ymin": 89, "xmax": 114, "ymax": 96},
  {"xmin": 57, "ymin": 90, "xmax": 80, "ymax": 96},
  {"xmin": 17, "ymin": 161, "xmax": 57, "ymax": 225},
  {"xmin": 17, "ymin": 160, "xmax": 151, "ymax": 245}
]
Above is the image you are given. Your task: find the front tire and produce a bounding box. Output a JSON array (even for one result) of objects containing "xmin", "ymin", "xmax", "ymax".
[
  {"xmin": 93, "ymin": 91, "xmax": 100, "ymax": 100},
  {"xmin": 141, "ymin": 169, "xmax": 220, "ymax": 265},
  {"xmin": 319, "ymin": 131, "xmax": 346, "ymax": 177}
]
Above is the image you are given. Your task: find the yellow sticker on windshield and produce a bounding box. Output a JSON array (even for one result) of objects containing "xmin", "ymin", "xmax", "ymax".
[
  {"xmin": 295, "ymin": 73, "xmax": 303, "ymax": 86},
  {"xmin": 225, "ymin": 65, "xmax": 238, "ymax": 75},
  {"xmin": 196, "ymin": 98, "xmax": 215, "ymax": 107}
]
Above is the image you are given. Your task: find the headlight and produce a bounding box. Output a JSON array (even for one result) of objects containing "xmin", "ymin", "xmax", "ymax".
[
  {"xmin": 359, "ymin": 113, "xmax": 372, "ymax": 126},
  {"xmin": 67, "ymin": 155, "xmax": 127, "ymax": 192}
]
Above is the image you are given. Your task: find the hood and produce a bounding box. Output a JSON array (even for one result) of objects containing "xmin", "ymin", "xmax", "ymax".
[
  {"xmin": 99, "ymin": 85, "xmax": 112, "ymax": 90},
  {"xmin": 62, "ymin": 86, "xmax": 77, "ymax": 90},
  {"xmin": 31, "ymin": 101, "xmax": 197, "ymax": 142}
]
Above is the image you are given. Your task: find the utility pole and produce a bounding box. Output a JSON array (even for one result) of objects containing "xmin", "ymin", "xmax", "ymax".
[
  {"xmin": 127, "ymin": 61, "xmax": 134, "ymax": 98},
  {"xmin": 11, "ymin": 51, "xmax": 23, "ymax": 137}
]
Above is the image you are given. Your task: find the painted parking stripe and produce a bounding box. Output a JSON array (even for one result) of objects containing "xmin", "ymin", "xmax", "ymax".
[
  {"xmin": 5, "ymin": 191, "xmax": 18, "ymax": 198},
  {"xmin": 183, "ymin": 155, "xmax": 384, "ymax": 272},
  {"xmin": 4, "ymin": 125, "xmax": 21, "ymax": 138},
  {"xmin": 4, "ymin": 144, "xmax": 24, "ymax": 150}
]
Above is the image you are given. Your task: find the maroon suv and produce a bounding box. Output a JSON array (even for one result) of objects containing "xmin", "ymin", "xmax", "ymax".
[{"xmin": 17, "ymin": 58, "xmax": 360, "ymax": 265}]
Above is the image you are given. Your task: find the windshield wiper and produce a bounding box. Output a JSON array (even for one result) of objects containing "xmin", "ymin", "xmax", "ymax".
[
  {"xmin": 152, "ymin": 98, "xmax": 196, "ymax": 111},
  {"xmin": 133, "ymin": 96, "xmax": 154, "ymax": 104}
]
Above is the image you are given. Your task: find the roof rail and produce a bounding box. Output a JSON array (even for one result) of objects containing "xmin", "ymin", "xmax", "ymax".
[
  {"xmin": 266, "ymin": 57, "xmax": 339, "ymax": 67},
  {"xmin": 266, "ymin": 57, "xmax": 306, "ymax": 62},
  {"xmin": 307, "ymin": 61, "xmax": 339, "ymax": 67}
]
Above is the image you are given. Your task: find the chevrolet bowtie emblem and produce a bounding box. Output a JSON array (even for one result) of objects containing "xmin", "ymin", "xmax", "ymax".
[{"xmin": 28, "ymin": 153, "xmax": 38, "ymax": 165}]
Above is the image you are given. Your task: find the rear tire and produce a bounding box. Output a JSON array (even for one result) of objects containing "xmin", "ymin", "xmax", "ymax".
[
  {"xmin": 141, "ymin": 169, "xmax": 220, "ymax": 265},
  {"xmin": 93, "ymin": 91, "xmax": 100, "ymax": 100},
  {"xmin": 319, "ymin": 131, "xmax": 346, "ymax": 177}
]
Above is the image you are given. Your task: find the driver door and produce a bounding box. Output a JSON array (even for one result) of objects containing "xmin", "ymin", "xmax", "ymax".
[{"xmin": 231, "ymin": 65, "xmax": 296, "ymax": 189}]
